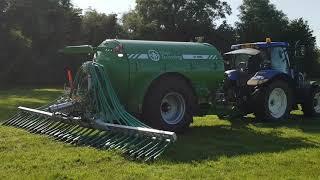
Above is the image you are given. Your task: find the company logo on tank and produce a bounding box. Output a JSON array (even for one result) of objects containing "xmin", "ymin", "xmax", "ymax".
[{"xmin": 148, "ymin": 50, "xmax": 161, "ymax": 61}]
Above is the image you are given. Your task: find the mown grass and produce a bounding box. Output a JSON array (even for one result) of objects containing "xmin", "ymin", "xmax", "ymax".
[{"xmin": 0, "ymin": 88, "xmax": 320, "ymax": 179}]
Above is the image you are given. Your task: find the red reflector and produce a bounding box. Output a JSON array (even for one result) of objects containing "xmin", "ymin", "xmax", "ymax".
[{"xmin": 66, "ymin": 68, "xmax": 73, "ymax": 89}]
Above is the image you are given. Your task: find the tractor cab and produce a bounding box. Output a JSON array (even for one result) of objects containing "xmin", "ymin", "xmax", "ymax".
[
  {"xmin": 216, "ymin": 38, "xmax": 320, "ymax": 121},
  {"xmin": 224, "ymin": 39, "xmax": 291, "ymax": 80}
]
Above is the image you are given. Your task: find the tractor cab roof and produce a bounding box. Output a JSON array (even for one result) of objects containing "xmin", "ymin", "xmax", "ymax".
[
  {"xmin": 231, "ymin": 42, "xmax": 289, "ymax": 50},
  {"xmin": 225, "ymin": 48, "xmax": 260, "ymax": 56}
]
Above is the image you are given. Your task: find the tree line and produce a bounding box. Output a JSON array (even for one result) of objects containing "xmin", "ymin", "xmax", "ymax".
[{"xmin": 0, "ymin": 0, "xmax": 318, "ymax": 86}]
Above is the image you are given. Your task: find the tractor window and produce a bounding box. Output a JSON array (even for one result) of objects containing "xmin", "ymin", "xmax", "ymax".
[
  {"xmin": 224, "ymin": 54, "xmax": 251, "ymax": 71},
  {"xmin": 271, "ymin": 47, "xmax": 289, "ymax": 73},
  {"xmin": 234, "ymin": 54, "xmax": 251, "ymax": 69}
]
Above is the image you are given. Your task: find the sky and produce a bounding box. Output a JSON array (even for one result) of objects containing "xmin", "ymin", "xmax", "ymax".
[{"xmin": 72, "ymin": 0, "xmax": 320, "ymax": 46}]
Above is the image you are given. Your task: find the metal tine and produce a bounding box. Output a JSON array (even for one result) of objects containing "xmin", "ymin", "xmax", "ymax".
[
  {"xmin": 16, "ymin": 114, "xmax": 41, "ymax": 128},
  {"xmin": 136, "ymin": 141, "xmax": 161, "ymax": 159},
  {"xmin": 24, "ymin": 117, "xmax": 50, "ymax": 131},
  {"xmin": 125, "ymin": 138, "xmax": 149, "ymax": 154},
  {"xmin": 50, "ymin": 124, "xmax": 74, "ymax": 137},
  {"xmin": 55, "ymin": 125, "xmax": 81, "ymax": 140},
  {"xmin": 17, "ymin": 115, "xmax": 44, "ymax": 129},
  {"xmin": 139, "ymin": 141, "xmax": 163, "ymax": 159},
  {"xmin": 51, "ymin": 123, "xmax": 77, "ymax": 136},
  {"xmin": 118, "ymin": 136, "xmax": 140, "ymax": 151},
  {"xmin": 6, "ymin": 112, "xmax": 21, "ymax": 122},
  {"xmin": 51, "ymin": 124, "xmax": 76, "ymax": 138},
  {"xmin": 10, "ymin": 116, "xmax": 31, "ymax": 127},
  {"xmin": 4, "ymin": 105, "xmax": 175, "ymax": 161},
  {"xmin": 95, "ymin": 133, "xmax": 122, "ymax": 149},
  {"xmin": 6, "ymin": 113, "xmax": 31, "ymax": 126},
  {"xmin": 3, "ymin": 113, "xmax": 24, "ymax": 126},
  {"xmin": 72, "ymin": 129, "xmax": 98, "ymax": 145},
  {"xmin": 112, "ymin": 136, "xmax": 135, "ymax": 150},
  {"xmin": 14, "ymin": 112, "xmax": 40, "ymax": 125},
  {"xmin": 104, "ymin": 135, "xmax": 130, "ymax": 149},
  {"xmin": 86, "ymin": 131, "xmax": 109, "ymax": 146},
  {"xmin": 83, "ymin": 130, "xmax": 109, "ymax": 144},
  {"xmin": 100, "ymin": 133, "xmax": 125, "ymax": 149},
  {"xmin": 92, "ymin": 133, "xmax": 119, "ymax": 147},
  {"xmin": 70, "ymin": 128, "xmax": 97, "ymax": 146},
  {"xmin": 38, "ymin": 121, "xmax": 63, "ymax": 134},
  {"xmin": 146, "ymin": 141, "xmax": 171, "ymax": 161},
  {"xmin": 42, "ymin": 120, "xmax": 69, "ymax": 134},
  {"xmin": 21, "ymin": 116, "xmax": 45, "ymax": 130},
  {"xmin": 113, "ymin": 137, "xmax": 135, "ymax": 150},
  {"xmin": 24, "ymin": 119, "xmax": 47, "ymax": 132},
  {"xmin": 77, "ymin": 130, "xmax": 104, "ymax": 146},
  {"xmin": 129, "ymin": 140, "xmax": 155, "ymax": 157},
  {"xmin": 4, "ymin": 115, "xmax": 24, "ymax": 126},
  {"xmin": 63, "ymin": 128, "xmax": 89, "ymax": 143},
  {"xmin": 89, "ymin": 133, "xmax": 116, "ymax": 147},
  {"xmin": 120, "ymin": 137, "xmax": 144, "ymax": 152},
  {"xmin": 68, "ymin": 128, "xmax": 94, "ymax": 144},
  {"xmin": 46, "ymin": 122, "xmax": 70, "ymax": 136},
  {"xmin": 109, "ymin": 136, "xmax": 133, "ymax": 149},
  {"xmin": 32, "ymin": 120, "xmax": 58, "ymax": 134},
  {"xmin": 73, "ymin": 127, "xmax": 96, "ymax": 138},
  {"xmin": 60, "ymin": 126, "xmax": 85, "ymax": 142},
  {"xmin": 64, "ymin": 127, "xmax": 90, "ymax": 143},
  {"xmin": 3, "ymin": 112, "xmax": 27, "ymax": 125}
]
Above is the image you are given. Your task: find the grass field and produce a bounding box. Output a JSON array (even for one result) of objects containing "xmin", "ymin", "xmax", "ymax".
[{"xmin": 1, "ymin": 88, "xmax": 320, "ymax": 179}]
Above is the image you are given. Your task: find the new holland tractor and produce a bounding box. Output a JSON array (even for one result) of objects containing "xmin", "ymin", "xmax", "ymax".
[
  {"xmin": 216, "ymin": 38, "xmax": 320, "ymax": 121},
  {"xmin": 3, "ymin": 38, "xmax": 319, "ymax": 160}
]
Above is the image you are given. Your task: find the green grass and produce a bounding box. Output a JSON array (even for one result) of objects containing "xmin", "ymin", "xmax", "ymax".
[{"xmin": 1, "ymin": 88, "xmax": 320, "ymax": 179}]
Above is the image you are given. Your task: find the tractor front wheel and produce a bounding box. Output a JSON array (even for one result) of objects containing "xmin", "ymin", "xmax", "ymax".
[
  {"xmin": 254, "ymin": 80, "xmax": 292, "ymax": 121},
  {"xmin": 142, "ymin": 76, "xmax": 196, "ymax": 133},
  {"xmin": 302, "ymin": 87, "xmax": 320, "ymax": 117}
]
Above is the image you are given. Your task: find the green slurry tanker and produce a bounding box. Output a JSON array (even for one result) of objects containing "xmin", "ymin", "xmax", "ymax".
[
  {"xmin": 4, "ymin": 38, "xmax": 320, "ymax": 160},
  {"xmin": 3, "ymin": 39, "xmax": 224, "ymax": 161}
]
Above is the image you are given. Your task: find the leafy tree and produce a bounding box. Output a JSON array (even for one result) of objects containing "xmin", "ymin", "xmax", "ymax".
[
  {"xmin": 284, "ymin": 18, "xmax": 317, "ymax": 75},
  {"xmin": 206, "ymin": 21, "xmax": 237, "ymax": 52},
  {"xmin": 122, "ymin": 10, "xmax": 159, "ymax": 40},
  {"xmin": 123, "ymin": 0, "xmax": 231, "ymax": 41},
  {"xmin": 0, "ymin": 0, "xmax": 83, "ymax": 85},
  {"xmin": 0, "ymin": 0, "xmax": 32, "ymax": 84},
  {"xmin": 236, "ymin": 0, "xmax": 289, "ymax": 42},
  {"xmin": 236, "ymin": 0, "xmax": 318, "ymax": 76},
  {"xmin": 81, "ymin": 9, "xmax": 122, "ymax": 46}
]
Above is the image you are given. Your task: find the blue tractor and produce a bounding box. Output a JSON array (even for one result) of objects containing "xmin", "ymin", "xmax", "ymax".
[{"xmin": 216, "ymin": 38, "xmax": 320, "ymax": 121}]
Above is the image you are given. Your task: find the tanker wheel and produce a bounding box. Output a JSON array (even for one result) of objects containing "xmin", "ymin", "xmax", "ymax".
[
  {"xmin": 142, "ymin": 76, "xmax": 196, "ymax": 133},
  {"xmin": 254, "ymin": 80, "xmax": 292, "ymax": 121},
  {"xmin": 302, "ymin": 87, "xmax": 320, "ymax": 117}
]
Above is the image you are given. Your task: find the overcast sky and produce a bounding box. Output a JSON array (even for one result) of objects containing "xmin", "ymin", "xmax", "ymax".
[{"xmin": 72, "ymin": 0, "xmax": 320, "ymax": 46}]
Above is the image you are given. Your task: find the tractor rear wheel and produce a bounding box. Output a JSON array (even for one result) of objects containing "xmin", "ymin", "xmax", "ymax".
[
  {"xmin": 302, "ymin": 87, "xmax": 320, "ymax": 117},
  {"xmin": 142, "ymin": 76, "xmax": 196, "ymax": 133},
  {"xmin": 254, "ymin": 80, "xmax": 292, "ymax": 121}
]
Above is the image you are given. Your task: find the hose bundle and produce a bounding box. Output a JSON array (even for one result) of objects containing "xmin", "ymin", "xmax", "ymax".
[{"xmin": 2, "ymin": 62, "xmax": 176, "ymax": 161}]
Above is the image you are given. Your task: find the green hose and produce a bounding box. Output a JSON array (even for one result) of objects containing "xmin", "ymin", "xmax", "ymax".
[
  {"xmin": 3, "ymin": 61, "xmax": 175, "ymax": 161},
  {"xmin": 73, "ymin": 61, "xmax": 148, "ymax": 127}
]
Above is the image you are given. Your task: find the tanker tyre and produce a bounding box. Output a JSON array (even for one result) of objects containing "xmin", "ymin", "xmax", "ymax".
[
  {"xmin": 142, "ymin": 76, "xmax": 196, "ymax": 133},
  {"xmin": 302, "ymin": 87, "xmax": 320, "ymax": 117},
  {"xmin": 254, "ymin": 80, "xmax": 292, "ymax": 121}
]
